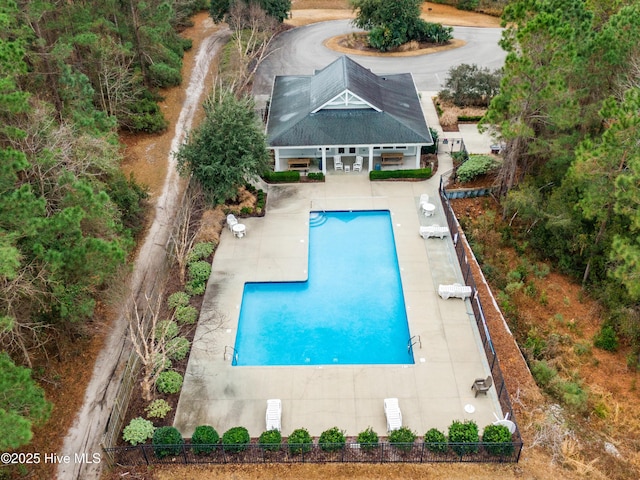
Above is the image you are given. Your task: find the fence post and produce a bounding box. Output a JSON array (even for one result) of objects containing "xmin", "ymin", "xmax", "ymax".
[
  {"xmin": 141, "ymin": 445, "xmax": 149, "ymax": 466},
  {"xmin": 182, "ymin": 444, "xmax": 188, "ymax": 464}
]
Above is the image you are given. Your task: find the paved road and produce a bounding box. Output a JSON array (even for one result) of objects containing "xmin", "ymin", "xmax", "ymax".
[{"xmin": 254, "ymin": 20, "xmax": 506, "ymax": 96}]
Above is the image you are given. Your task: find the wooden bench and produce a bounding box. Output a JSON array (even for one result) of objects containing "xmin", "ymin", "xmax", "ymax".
[
  {"xmin": 438, "ymin": 283, "xmax": 473, "ymax": 300},
  {"xmin": 287, "ymin": 158, "xmax": 311, "ymax": 171},
  {"xmin": 380, "ymin": 152, "xmax": 404, "ymax": 166}
]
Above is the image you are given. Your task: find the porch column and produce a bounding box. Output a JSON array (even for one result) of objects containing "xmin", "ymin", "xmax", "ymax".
[
  {"xmin": 321, "ymin": 147, "xmax": 327, "ymax": 175},
  {"xmin": 274, "ymin": 148, "xmax": 281, "ymax": 172},
  {"xmin": 368, "ymin": 146, "xmax": 374, "ymax": 173},
  {"xmin": 415, "ymin": 145, "xmax": 421, "ymax": 169}
]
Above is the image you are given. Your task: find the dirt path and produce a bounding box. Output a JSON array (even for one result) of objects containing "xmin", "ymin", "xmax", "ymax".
[{"xmin": 56, "ymin": 16, "xmax": 229, "ymax": 480}]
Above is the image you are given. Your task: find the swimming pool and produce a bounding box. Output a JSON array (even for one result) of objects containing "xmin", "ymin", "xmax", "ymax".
[{"xmin": 233, "ymin": 210, "xmax": 413, "ymax": 366}]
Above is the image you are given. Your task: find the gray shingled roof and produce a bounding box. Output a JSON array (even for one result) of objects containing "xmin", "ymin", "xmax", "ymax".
[{"xmin": 266, "ymin": 56, "xmax": 432, "ymax": 147}]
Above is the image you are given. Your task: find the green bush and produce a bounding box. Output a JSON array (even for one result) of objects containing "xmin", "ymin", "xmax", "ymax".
[
  {"xmin": 456, "ymin": 155, "xmax": 498, "ymax": 183},
  {"xmin": 175, "ymin": 305, "xmax": 198, "ymax": 325},
  {"xmin": 185, "ymin": 281, "xmax": 206, "ymax": 296},
  {"xmin": 188, "ymin": 260, "xmax": 211, "ymax": 285},
  {"xmin": 259, "ymin": 429, "xmax": 282, "ymax": 452},
  {"xmin": 124, "ymin": 89, "xmax": 168, "ymax": 133},
  {"xmin": 552, "ymin": 379, "xmax": 589, "ymax": 412},
  {"xmin": 458, "ymin": 0, "xmax": 480, "ymax": 11},
  {"xmin": 145, "ymin": 399, "xmax": 172, "ymax": 419},
  {"xmin": 149, "ymin": 62, "xmax": 182, "ymax": 88},
  {"xmin": 152, "ymin": 353, "xmax": 172, "ymax": 373},
  {"xmin": 369, "ymin": 168, "xmax": 432, "ymax": 181},
  {"xmin": 423, "ymin": 128, "xmax": 439, "ymax": 154},
  {"xmin": 388, "ymin": 427, "xmax": 416, "ymax": 452},
  {"xmin": 153, "ymin": 426, "xmax": 184, "ymax": 458},
  {"xmin": 156, "ymin": 370, "xmax": 183, "ymax": 394},
  {"xmin": 530, "ymin": 360, "xmax": 558, "ymax": 388},
  {"xmin": 262, "ymin": 171, "xmax": 300, "ymax": 183},
  {"xmin": 448, "ymin": 420, "xmax": 479, "ymax": 455},
  {"xmin": 288, "ymin": 428, "xmax": 312, "ymax": 454},
  {"xmin": 356, "ymin": 427, "xmax": 379, "ymax": 451},
  {"xmin": 187, "ymin": 242, "xmax": 215, "ymax": 263},
  {"xmin": 319, "ymin": 427, "xmax": 346, "ymax": 452},
  {"xmin": 458, "ymin": 115, "xmax": 484, "ymax": 122},
  {"xmin": 166, "ymin": 336, "xmax": 191, "ymax": 361},
  {"xmin": 594, "ymin": 325, "xmax": 618, "ymax": 352},
  {"xmin": 482, "ymin": 424, "xmax": 513, "ymax": 456},
  {"xmin": 122, "ymin": 417, "xmax": 155, "ymax": 446},
  {"xmin": 424, "ymin": 428, "xmax": 448, "ymax": 453},
  {"xmin": 155, "ymin": 320, "xmax": 179, "ymax": 341},
  {"xmin": 222, "ymin": 426, "xmax": 250, "ymax": 452},
  {"xmin": 307, "ymin": 172, "xmax": 325, "ymax": 181},
  {"xmin": 191, "ymin": 425, "xmax": 219, "ymax": 454},
  {"xmin": 168, "ymin": 291, "xmax": 190, "ymax": 309}
]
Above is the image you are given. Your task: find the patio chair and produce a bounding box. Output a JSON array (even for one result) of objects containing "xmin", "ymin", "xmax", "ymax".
[
  {"xmin": 383, "ymin": 398, "xmax": 402, "ymax": 432},
  {"xmin": 419, "ymin": 194, "xmax": 429, "ymax": 205},
  {"xmin": 227, "ymin": 213, "xmax": 238, "ymax": 231},
  {"xmin": 353, "ymin": 156, "xmax": 363, "ymax": 172},
  {"xmin": 265, "ymin": 399, "xmax": 281, "ymax": 431},
  {"xmin": 471, "ymin": 376, "xmax": 493, "ymax": 397},
  {"xmin": 334, "ymin": 155, "xmax": 343, "ymax": 171},
  {"xmin": 419, "ymin": 225, "xmax": 448, "ymax": 239}
]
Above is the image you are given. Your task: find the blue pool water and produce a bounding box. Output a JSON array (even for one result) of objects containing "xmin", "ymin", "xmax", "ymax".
[{"xmin": 233, "ymin": 210, "xmax": 413, "ymax": 366}]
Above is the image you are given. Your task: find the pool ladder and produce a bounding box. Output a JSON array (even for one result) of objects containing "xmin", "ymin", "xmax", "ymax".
[
  {"xmin": 407, "ymin": 335, "xmax": 422, "ymax": 354},
  {"xmin": 223, "ymin": 346, "xmax": 238, "ymax": 366}
]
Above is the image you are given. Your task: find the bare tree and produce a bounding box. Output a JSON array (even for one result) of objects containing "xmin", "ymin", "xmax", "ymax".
[
  {"xmin": 168, "ymin": 183, "xmax": 204, "ymax": 283},
  {"xmin": 224, "ymin": 1, "xmax": 279, "ymax": 93},
  {"xmin": 127, "ymin": 292, "xmax": 172, "ymax": 402}
]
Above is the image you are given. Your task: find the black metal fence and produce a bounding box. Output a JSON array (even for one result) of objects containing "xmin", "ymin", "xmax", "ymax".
[
  {"xmin": 104, "ymin": 440, "xmax": 523, "ymax": 466},
  {"xmin": 439, "ymin": 175, "xmax": 522, "ymax": 449}
]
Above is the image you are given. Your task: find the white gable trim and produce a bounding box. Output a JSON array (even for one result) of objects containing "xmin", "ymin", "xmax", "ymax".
[{"xmin": 311, "ymin": 89, "xmax": 381, "ymax": 113}]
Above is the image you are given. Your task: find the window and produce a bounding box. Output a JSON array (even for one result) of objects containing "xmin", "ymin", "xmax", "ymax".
[
  {"xmin": 349, "ymin": 147, "xmax": 356, "ymax": 154},
  {"xmin": 338, "ymin": 147, "xmax": 345, "ymax": 154}
]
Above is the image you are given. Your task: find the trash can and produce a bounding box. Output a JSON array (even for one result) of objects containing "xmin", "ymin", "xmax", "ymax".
[
  {"xmin": 375, "ymin": 163, "xmax": 381, "ymax": 171},
  {"xmin": 318, "ymin": 158, "xmax": 322, "ymax": 170}
]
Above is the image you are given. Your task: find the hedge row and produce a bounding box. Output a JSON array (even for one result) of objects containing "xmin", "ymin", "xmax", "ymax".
[{"xmin": 369, "ymin": 168, "xmax": 432, "ymax": 180}]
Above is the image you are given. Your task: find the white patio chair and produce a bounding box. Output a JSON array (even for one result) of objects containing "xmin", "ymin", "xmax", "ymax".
[
  {"xmin": 265, "ymin": 399, "xmax": 282, "ymax": 431},
  {"xmin": 333, "ymin": 155, "xmax": 343, "ymax": 171},
  {"xmin": 226, "ymin": 214, "xmax": 238, "ymax": 231},
  {"xmin": 384, "ymin": 398, "xmax": 402, "ymax": 432},
  {"xmin": 353, "ymin": 156, "xmax": 363, "ymax": 172},
  {"xmin": 419, "ymin": 194, "xmax": 429, "ymax": 204}
]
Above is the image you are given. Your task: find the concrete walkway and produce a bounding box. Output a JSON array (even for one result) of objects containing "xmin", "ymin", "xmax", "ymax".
[{"xmin": 174, "ymin": 95, "xmax": 501, "ymax": 439}]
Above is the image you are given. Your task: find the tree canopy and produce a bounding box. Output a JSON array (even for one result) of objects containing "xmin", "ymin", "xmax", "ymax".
[
  {"xmin": 350, "ymin": 0, "xmax": 452, "ymax": 51},
  {"xmin": 210, "ymin": 0, "xmax": 291, "ymax": 23},
  {"xmin": 175, "ymin": 89, "xmax": 270, "ymax": 204}
]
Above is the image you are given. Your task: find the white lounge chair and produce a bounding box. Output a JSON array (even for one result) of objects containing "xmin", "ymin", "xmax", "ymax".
[
  {"xmin": 265, "ymin": 399, "xmax": 281, "ymax": 431},
  {"xmin": 419, "ymin": 225, "xmax": 449, "ymax": 239},
  {"xmin": 438, "ymin": 283, "xmax": 473, "ymax": 300},
  {"xmin": 226, "ymin": 214, "xmax": 238, "ymax": 231},
  {"xmin": 353, "ymin": 156, "xmax": 363, "ymax": 172},
  {"xmin": 334, "ymin": 155, "xmax": 343, "ymax": 171},
  {"xmin": 384, "ymin": 398, "xmax": 402, "ymax": 432}
]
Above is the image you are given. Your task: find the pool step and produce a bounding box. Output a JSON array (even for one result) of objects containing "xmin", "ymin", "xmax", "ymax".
[{"xmin": 309, "ymin": 212, "xmax": 328, "ymax": 227}]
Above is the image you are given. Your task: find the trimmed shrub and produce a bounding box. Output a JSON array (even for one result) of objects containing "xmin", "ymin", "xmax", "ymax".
[
  {"xmin": 154, "ymin": 320, "xmax": 179, "ymax": 341},
  {"xmin": 448, "ymin": 420, "xmax": 479, "ymax": 455},
  {"xmin": 191, "ymin": 425, "xmax": 219, "ymax": 454},
  {"xmin": 185, "ymin": 281, "xmax": 206, "ymax": 296},
  {"xmin": 187, "ymin": 242, "xmax": 215, "ymax": 263},
  {"xmin": 356, "ymin": 427, "xmax": 379, "ymax": 451},
  {"xmin": 149, "ymin": 62, "xmax": 182, "ymax": 88},
  {"xmin": 456, "ymin": 155, "xmax": 498, "ymax": 183},
  {"xmin": 167, "ymin": 291, "xmax": 190, "ymax": 309},
  {"xmin": 319, "ymin": 426, "xmax": 346, "ymax": 452},
  {"xmin": 594, "ymin": 325, "xmax": 618, "ymax": 352},
  {"xmin": 288, "ymin": 428, "xmax": 312, "ymax": 454},
  {"xmin": 369, "ymin": 168, "xmax": 432, "ymax": 180},
  {"xmin": 306, "ymin": 172, "xmax": 325, "ymax": 181},
  {"xmin": 424, "ymin": 427, "xmax": 448, "ymax": 453},
  {"xmin": 166, "ymin": 336, "xmax": 191, "ymax": 361},
  {"xmin": 222, "ymin": 426, "xmax": 250, "ymax": 452},
  {"xmin": 156, "ymin": 371, "xmax": 183, "ymax": 394},
  {"xmin": 262, "ymin": 171, "xmax": 300, "ymax": 183},
  {"xmin": 259, "ymin": 429, "xmax": 282, "ymax": 452},
  {"xmin": 482, "ymin": 424, "xmax": 514, "ymax": 456},
  {"xmin": 152, "ymin": 353, "xmax": 172, "ymax": 373},
  {"xmin": 153, "ymin": 426, "xmax": 184, "ymax": 458},
  {"xmin": 145, "ymin": 399, "xmax": 172, "ymax": 419},
  {"xmin": 175, "ymin": 305, "xmax": 198, "ymax": 325},
  {"xmin": 122, "ymin": 417, "xmax": 155, "ymax": 446},
  {"xmin": 388, "ymin": 427, "xmax": 416, "ymax": 452},
  {"xmin": 188, "ymin": 261, "xmax": 211, "ymax": 285}
]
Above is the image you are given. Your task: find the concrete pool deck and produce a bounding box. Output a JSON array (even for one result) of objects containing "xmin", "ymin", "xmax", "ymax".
[{"xmin": 173, "ymin": 94, "xmax": 503, "ymax": 439}]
